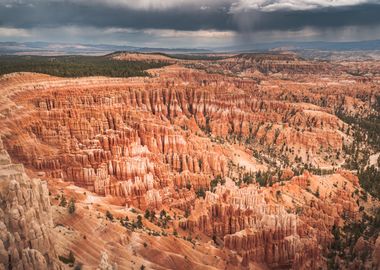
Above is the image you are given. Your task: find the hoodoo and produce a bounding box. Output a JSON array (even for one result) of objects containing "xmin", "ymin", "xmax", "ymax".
[{"xmin": 0, "ymin": 49, "xmax": 379, "ymax": 269}]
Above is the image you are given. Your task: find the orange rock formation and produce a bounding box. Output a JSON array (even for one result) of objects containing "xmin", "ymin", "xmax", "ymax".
[{"xmin": 1, "ymin": 54, "xmax": 379, "ymax": 269}]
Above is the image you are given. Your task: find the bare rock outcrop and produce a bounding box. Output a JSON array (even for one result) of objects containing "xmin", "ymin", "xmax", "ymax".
[
  {"xmin": 179, "ymin": 181, "xmax": 322, "ymax": 269},
  {"xmin": 0, "ymin": 59, "xmax": 379, "ymax": 270},
  {"xmin": 97, "ymin": 252, "xmax": 117, "ymax": 270},
  {"xmin": 0, "ymin": 138, "xmax": 60, "ymax": 270}
]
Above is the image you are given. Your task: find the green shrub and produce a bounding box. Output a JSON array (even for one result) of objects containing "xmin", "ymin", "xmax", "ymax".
[
  {"xmin": 58, "ymin": 251, "xmax": 75, "ymax": 265},
  {"xmin": 59, "ymin": 195, "xmax": 67, "ymax": 207},
  {"xmin": 105, "ymin": 210, "xmax": 113, "ymax": 221}
]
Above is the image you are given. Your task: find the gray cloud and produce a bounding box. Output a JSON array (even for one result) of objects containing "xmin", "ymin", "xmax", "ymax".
[
  {"xmin": 231, "ymin": 0, "xmax": 380, "ymax": 12},
  {"xmin": 0, "ymin": 0, "xmax": 380, "ymax": 46},
  {"xmin": 72, "ymin": 0, "xmax": 232, "ymax": 10}
]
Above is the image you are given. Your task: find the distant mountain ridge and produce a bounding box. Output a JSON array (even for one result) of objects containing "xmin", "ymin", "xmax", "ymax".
[
  {"xmin": 0, "ymin": 41, "xmax": 211, "ymax": 55},
  {"xmin": 1, "ymin": 40, "xmax": 380, "ymax": 55},
  {"xmin": 217, "ymin": 39, "xmax": 380, "ymax": 52}
]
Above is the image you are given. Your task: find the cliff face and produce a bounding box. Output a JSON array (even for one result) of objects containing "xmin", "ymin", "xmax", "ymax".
[{"xmin": 0, "ymin": 138, "xmax": 60, "ymax": 270}]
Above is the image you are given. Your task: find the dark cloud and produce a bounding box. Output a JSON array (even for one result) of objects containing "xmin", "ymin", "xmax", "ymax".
[
  {"xmin": 0, "ymin": 1, "xmax": 379, "ymax": 31},
  {"xmin": 0, "ymin": 0, "xmax": 380, "ymax": 45},
  {"xmin": 233, "ymin": 4, "xmax": 380, "ymax": 32},
  {"xmin": 0, "ymin": 1, "xmax": 233, "ymax": 31}
]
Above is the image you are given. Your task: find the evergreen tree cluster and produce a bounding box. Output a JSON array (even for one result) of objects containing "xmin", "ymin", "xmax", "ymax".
[
  {"xmin": 210, "ymin": 175, "xmax": 226, "ymax": 192},
  {"xmin": 0, "ymin": 55, "xmax": 168, "ymax": 78}
]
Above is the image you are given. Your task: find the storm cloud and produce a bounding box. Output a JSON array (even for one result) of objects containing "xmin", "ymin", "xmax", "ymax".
[{"xmin": 0, "ymin": 0, "xmax": 380, "ymax": 47}]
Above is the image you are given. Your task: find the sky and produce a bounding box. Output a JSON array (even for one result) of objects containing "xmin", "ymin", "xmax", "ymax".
[{"xmin": 1, "ymin": 0, "xmax": 380, "ymax": 48}]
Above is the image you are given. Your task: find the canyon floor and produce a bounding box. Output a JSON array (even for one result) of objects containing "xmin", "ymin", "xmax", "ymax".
[{"xmin": 0, "ymin": 52, "xmax": 380, "ymax": 270}]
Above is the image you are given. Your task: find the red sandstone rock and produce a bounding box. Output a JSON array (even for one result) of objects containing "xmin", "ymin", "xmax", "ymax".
[
  {"xmin": 0, "ymin": 138, "xmax": 61, "ymax": 269},
  {"xmin": 0, "ymin": 57, "xmax": 379, "ymax": 270}
]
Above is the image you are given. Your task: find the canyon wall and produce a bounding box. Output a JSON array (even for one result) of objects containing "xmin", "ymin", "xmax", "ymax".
[{"xmin": 0, "ymin": 138, "xmax": 60, "ymax": 269}]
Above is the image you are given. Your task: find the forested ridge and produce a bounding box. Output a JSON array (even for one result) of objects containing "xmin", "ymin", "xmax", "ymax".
[{"xmin": 0, "ymin": 55, "xmax": 168, "ymax": 77}]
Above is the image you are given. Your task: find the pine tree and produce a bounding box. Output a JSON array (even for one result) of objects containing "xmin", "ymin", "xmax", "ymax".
[
  {"xmin": 106, "ymin": 210, "xmax": 113, "ymax": 221},
  {"xmin": 59, "ymin": 195, "xmax": 67, "ymax": 207},
  {"xmin": 136, "ymin": 215, "xmax": 143, "ymax": 228},
  {"xmin": 68, "ymin": 251, "xmax": 75, "ymax": 264},
  {"xmin": 144, "ymin": 209, "xmax": 150, "ymax": 219},
  {"xmin": 68, "ymin": 198, "xmax": 76, "ymax": 214}
]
